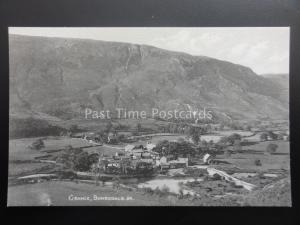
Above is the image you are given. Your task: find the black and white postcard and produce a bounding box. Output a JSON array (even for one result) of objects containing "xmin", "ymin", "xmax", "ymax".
[{"xmin": 8, "ymin": 27, "xmax": 291, "ymax": 206}]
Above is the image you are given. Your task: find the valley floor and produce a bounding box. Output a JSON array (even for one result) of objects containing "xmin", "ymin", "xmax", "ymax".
[{"xmin": 7, "ymin": 131, "xmax": 291, "ymax": 206}]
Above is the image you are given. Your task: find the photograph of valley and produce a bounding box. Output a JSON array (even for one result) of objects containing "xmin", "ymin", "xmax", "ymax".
[{"xmin": 8, "ymin": 27, "xmax": 291, "ymax": 206}]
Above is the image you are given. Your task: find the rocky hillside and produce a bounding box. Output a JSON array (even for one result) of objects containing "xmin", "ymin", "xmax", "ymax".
[
  {"xmin": 262, "ymin": 74, "xmax": 289, "ymax": 103},
  {"xmin": 9, "ymin": 34, "xmax": 289, "ymax": 121}
]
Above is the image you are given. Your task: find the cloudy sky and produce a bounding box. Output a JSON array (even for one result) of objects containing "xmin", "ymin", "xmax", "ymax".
[{"xmin": 9, "ymin": 27, "xmax": 289, "ymax": 74}]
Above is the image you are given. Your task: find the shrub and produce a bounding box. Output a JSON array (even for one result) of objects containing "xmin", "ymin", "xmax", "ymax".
[
  {"xmin": 260, "ymin": 133, "xmax": 268, "ymax": 141},
  {"xmin": 69, "ymin": 124, "xmax": 79, "ymax": 133},
  {"xmin": 153, "ymin": 187, "xmax": 162, "ymax": 196},
  {"xmin": 267, "ymin": 131, "xmax": 278, "ymax": 140},
  {"xmin": 152, "ymin": 186, "xmax": 170, "ymax": 197},
  {"xmin": 143, "ymin": 187, "xmax": 154, "ymax": 195},
  {"xmin": 56, "ymin": 147, "xmax": 98, "ymax": 171},
  {"xmin": 178, "ymin": 188, "xmax": 184, "ymax": 199},
  {"xmin": 211, "ymin": 173, "xmax": 222, "ymax": 180},
  {"xmin": 266, "ymin": 143, "xmax": 278, "ymax": 154},
  {"xmin": 254, "ymin": 159, "xmax": 262, "ymax": 166},
  {"xmin": 29, "ymin": 138, "xmax": 45, "ymax": 150},
  {"xmin": 233, "ymin": 140, "xmax": 242, "ymax": 151},
  {"xmin": 220, "ymin": 133, "xmax": 242, "ymax": 145}
]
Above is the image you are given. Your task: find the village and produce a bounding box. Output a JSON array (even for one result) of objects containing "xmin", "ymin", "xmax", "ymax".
[{"xmin": 8, "ymin": 118, "xmax": 291, "ymax": 206}]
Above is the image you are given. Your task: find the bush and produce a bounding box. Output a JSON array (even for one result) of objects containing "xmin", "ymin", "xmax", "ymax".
[
  {"xmin": 211, "ymin": 173, "xmax": 222, "ymax": 180},
  {"xmin": 142, "ymin": 187, "xmax": 154, "ymax": 195},
  {"xmin": 220, "ymin": 133, "xmax": 242, "ymax": 145},
  {"xmin": 153, "ymin": 186, "xmax": 170, "ymax": 197},
  {"xmin": 254, "ymin": 159, "xmax": 262, "ymax": 166},
  {"xmin": 56, "ymin": 147, "xmax": 99, "ymax": 171},
  {"xmin": 266, "ymin": 143, "xmax": 278, "ymax": 154},
  {"xmin": 29, "ymin": 138, "xmax": 45, "ymax": 150},
  {"xmin": 233, "ymin": 140, "xmax": 242, "ymax": 151},
  {"xmin": 260, "ymin": 133, "xmax": 268, "ymax": 141},
  {"xmin": 178, "ymin": 188, "xmax": 184, "ymax": 199},
  {"xmin": 267, "ymin": 131, "xmax": 278, "ymax": 140},
  {"xmin": 69, "ymin": 124, "xmax": 79, "ymax": 133}
]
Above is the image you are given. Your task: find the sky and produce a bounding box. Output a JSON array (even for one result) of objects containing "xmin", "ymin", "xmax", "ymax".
[{"xmin": 9, "ymin": 27, "xmax": 289, "ymax": 74}]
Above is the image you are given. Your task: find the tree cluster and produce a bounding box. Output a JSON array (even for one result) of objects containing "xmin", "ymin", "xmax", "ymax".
[
  {"xmin": 153, "ymin": 140, "xmax": 196, "ymax": 158},
  {"xmin": 56, "ymin": 146, "xmax": 99, "ymax": 172}
]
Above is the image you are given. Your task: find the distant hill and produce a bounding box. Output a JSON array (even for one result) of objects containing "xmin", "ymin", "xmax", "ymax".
[
  {"xmin": 261, "ymin": 73, "xmax": 289, "ymax": 103},
  {"xmin": 9, "ymin": 34, "xmax": 289, "ymax": 122}
]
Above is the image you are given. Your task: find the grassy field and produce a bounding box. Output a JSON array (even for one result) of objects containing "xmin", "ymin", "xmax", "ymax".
[
  {"xmin": 7, "ymin": 135, "xmax": 291, "ymax": 206},
  {"xmin": 9, "ymin": 137, "xmax": 91, "ymax": 160},
  {"xmin": 51, "ymin": 118, "xmax": 171, "ymax": 133},
  {"xmin": 7, "ymin": 180, "xmax": 187, "ymax": 206},
  {"xmin": 9, "ymin": 162, "xmax": 52, "ymax": 177},
  {"xmin": 9, "ymin": 138, "xmax": 48, "ymax": 177},
  {"xmin": 4, "ymin": 179, "xmax": 252, "ymax": 206},
  {"xmin": 9, "ymin": 138, "xmax": 47, "ymax": 161},
  {"xmin": 217, "ymin": 140, "xmax": 290, "ymax": 171},
  {"xmin": 9, "ymin": 135, "xmax": 290, "ymax": 175},
  {"xmin": 83, "ymin": 145, "xmax": 123, "ymax": 155},
  {"xmin": 42, "ymin": 137, "xmax": 90, "ymax": 150},
  {"xmin": 9, "ymin": 137, "xmax": 93, "ymax": 177},
  {"xmin": 216, "ymin": 130, "xmax": 254, "ymax": 136},
  {"xmin": 9, "ymin": 178, "xmax": 290, "ymax": 206}
]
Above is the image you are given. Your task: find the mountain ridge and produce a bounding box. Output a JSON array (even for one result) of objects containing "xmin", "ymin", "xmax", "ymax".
[{"xmin": 9, "ymin": 34, "xmax": 289, "ymax": 121}]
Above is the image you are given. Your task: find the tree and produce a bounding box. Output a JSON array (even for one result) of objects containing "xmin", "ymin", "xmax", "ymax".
[
  {"xmin": 69, "ymin": 124, "xmax": 79, "ymax": 133},
  {"xmin": 73, "ymin": 152, "xmax": 90, "ymax": 171},
  {"xmin": 88, "ymin": 153, "xmax": 99, "ymax": 165},
  {"xmin": 117, "ymin": 134, "xmax": 126, "ymax": 142},
  {"xmin": 277, "ymin": 133, "xmax": 284, "ymax": 140},
  {"xmin": 29, "ymin": 138, "xmax": 45, "ymax": 150},
  {"xmin": 267, "ymin": 131, "xmax": 278, "ymax": 140},
  {"xmin": 186, "ymin": 126, "xmax": 191, "ymax": 135},
  {"xmin": 224, "ymin": 149, "xmax": 231, "ymax": 158},
  {"xmin": 96, "ymin": 131, "xmax": 108, "ymax": 143},
  {"xmin": 56, "ymin": 146, "xmax": 99, "ymax": 172},
  {"xmin": 245, "ymin": 125, "xmax": 252, "ymax": 131},
  {"xmin": 206, "ymin": 124, "xmax": 212, "ymax": 133},
  {"xmin": 233, "ymin": 140, "xmax": 242, "ymax": 152},
  {"xmin": 189, "ymin": 127, "xmax": 201, "ymax": 145},
  {"xmin": 254, "ymin": 159, "xmax": 262, "ymax": 166},
  {"xmin": 136, "ymin": 123, "xmax": 142, "ymax": 134},
  {"xmin": 154, "ymin": 140, "xmax": 196, "ymax": 157},
  {"xmin": 191, "ymin": 132, "xmax": 200, "ymax": 145},
  {"xmin": 105, "ymin": 121, "xmax": 113, "ymax": 133},
  {"xmin": 266, "ymin": 143, "xmax": 278, "ymax": 154},
  {"xmin": 220, "ymin": 133, "xmax": 242, "ymax": 145},
  {"xmin": 260, "ymin": 133, "xmax": 268, "ymax": 142}
]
